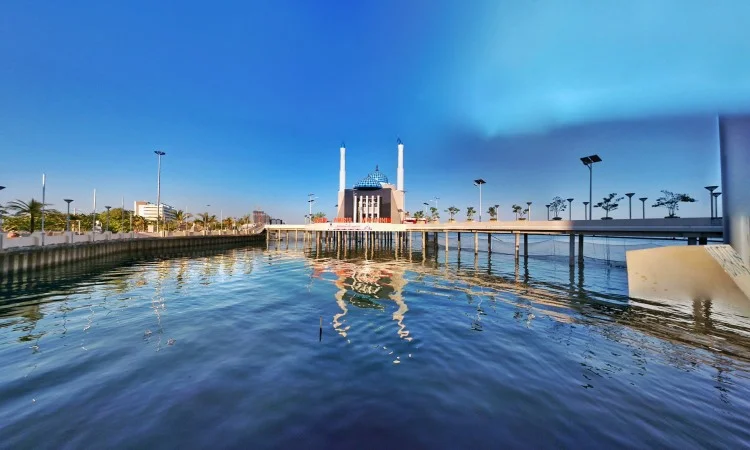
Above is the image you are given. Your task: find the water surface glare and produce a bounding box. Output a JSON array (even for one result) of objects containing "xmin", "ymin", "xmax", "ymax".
[{"xmin": 2, "ymin": 245, "xmax": 750, "ymax": 448}]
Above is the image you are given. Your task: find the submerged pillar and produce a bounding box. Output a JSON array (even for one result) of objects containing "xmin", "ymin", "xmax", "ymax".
[
  {"xmin": 474, "ymin": 232, "xmax": 478, "ymax": 255},
  {"xmin": 457, "ymin": 232, "xmax": 461, "ymax": 251},
  {"xmin": 514, "ymin": 233, "xmax": 520, "ymax": 261},
  {"xmin": 569, "ymin": 233, "xmax": 575, "ymax": 267},
  {"xmin": 720, "ymin": 116, "xmax": 750, "ymax": 267},
  {"xmin": 578, "ymin": 234, "xmax": 584, "ymax": 263},
  {"xmin": 523, "ymin": 234, "xmax": 528, "ymax": 263}
]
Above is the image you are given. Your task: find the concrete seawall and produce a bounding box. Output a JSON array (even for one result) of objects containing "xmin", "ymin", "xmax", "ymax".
[{"xmin": 0, "ymin": 234, "xmax": 265, "ymax": 277}]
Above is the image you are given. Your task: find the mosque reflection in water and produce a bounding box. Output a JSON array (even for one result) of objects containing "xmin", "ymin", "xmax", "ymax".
[{"xmin": 309, "ymin": 257, "xmax": 412, "ymax": 342}]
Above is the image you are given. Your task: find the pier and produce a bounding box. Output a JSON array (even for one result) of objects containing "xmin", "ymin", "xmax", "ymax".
[{"xmin": 265, "ymin": 217, "xmax": 722, "ymax": 266}]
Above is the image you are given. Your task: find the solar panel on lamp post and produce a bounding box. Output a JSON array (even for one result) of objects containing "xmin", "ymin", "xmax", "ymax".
[
  {"xmin": 704, "ymin": 186, "xmax": 718, "ymax": 219},
  {"xmin": 473, "ymin": 179, "xmax": 486, "ymax": 222},
  {"xmin": 580, "ymin": 154, "xmax": 602, "ymax": 221},
  {"xmin": 567, "ymin": 198, "xmax": 574, "ymax": 220},
  {"xmin": 639, "ymin": 197, "xmax": 648, "ymax": 219},
  {"xmin": 625, "ymin": 193, "xmax": 635, "ymax": 219}
]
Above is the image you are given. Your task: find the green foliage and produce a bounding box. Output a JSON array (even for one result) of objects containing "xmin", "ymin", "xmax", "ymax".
[
  {"xmin": 429, "ymin": 206, "xmax": 439, "ymax": 220},
  {"xmin": 594, "ymin": 193, "xmax": 624, "ymax": 218},
  {"xmin": 512, "ymin": 204, "xmax": 527, "ymax": 219},
  {"xmin": 413, "ymin": 210, "xmax": 425, "ymax": 219},
  {"xmin": 313, "ymin": 212, "xmax": 326, "ymax": 219},
  {"xmin": 193, "ymin": 212, "xmax": 217, "ymax": 231},
  {"xmin": 445, "ymin": 206, "xmax": 460, "ymax": 220},
  {"xmin": 5, "ymin": 198, "xmax": 54, "ymax": 232},
  {"xmin": 652, "ymin": 190, "xmax": 696, "ymax": 217},
  {"xmin": 487, "ymin": 206, "xmax": 497, "ymax": 218},
  {"xmin": 466, "ymin": 206, "xmax": 476, "ymax": 220},
  {"xmin": 549, "ymin": 196, "xmax": 567, "ymax": 218}
]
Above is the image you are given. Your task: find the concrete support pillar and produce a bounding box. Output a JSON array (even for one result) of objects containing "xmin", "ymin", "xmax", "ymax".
[
  {"xmin": 457, "ymin": 232, "xmax": 461, "ymax": 250},
  {"xmin": 688, "ymin": 237, "xmax": 697, "ymax": 246},
  {"xmin": 569, "ymin": 233, "xmax": 575, "ymax": 266},
  {"xmin": 699, "ymin": 236, "xmax": 707, "ymax": 246},
  {"xmin": 578, "ymin": 234, "xmax": 584, "ymax": 263},
  {"xmin": 523, "ymin": 234, "xmax": 528, "ymax": 261},
  {"xmin": 474, "ymin": 232, "xmax": 479, "ymax": 254},
  {"xmin": 422, "ymin": 231, "xmax": 427, "ymax": 252},
  {"xmin": 514, "ymin": 233, "xmax": 520, "ymax": 261},
  {"xmin": 487, "ymin": 233, "xmax": 492, "ymax": 253},
  {"xmin": 445, "ymin": 231, "xmax": 449, "ymax": 252}
]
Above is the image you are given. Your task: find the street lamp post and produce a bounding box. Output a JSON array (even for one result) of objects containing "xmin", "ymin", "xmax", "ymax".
[
  {"xmin": 432, "ymin": 197, "xmax": 440, "ymax": 211},
  {"xmin": 639, "ymin": 197, "xmax": 648, "ymax": 219},
  {"xmin": 0, "ymin": 186, "xmax": 5, "ymax": 249},
  {"xmin": 567, "ymin": 198, "xmax": 574, "ymax": 220},
  {"xmin": 64, "ymin": 199, "xmax": 74, "ymax": 235},
  {"xmin": 545, "ymin": 204, "xmax": 551, "ymax": 221},
  {"xmin": 423, "ymin": 202, "xmax": 429, "ymax": 217},
  {"xmin": 474, "ymin": 179, "xmax": 486, "ymax": 222},
  {"xmin": 154, "ymin": 150, "xmax": 166, "ymax": 234},
  {"xmin": 205, "ymin": 204, "xmax": 211, "ymax": 234},
  {"xmin": 713, "ymin": 192, "xmax": 722, "ymax": 218},
  {"xmin": 526, "ymin": 202, "xmax": 532, "ymax": 221},
  {"xmin": 705, "ymin": 186, "xmax": 719, "ymax": 218},
  {"xmin": 494, "ymin": 204, "xmax": 500, "ymax": 221},
  {"xmin": 308, "ymin": 193, "xmax": 316, "ymax": 222},
  {"xmin": 580, "ymin": 154, "xmax": 602, "ymax": 221},
  {"xmin": 625, "ymin": 193, "xmax": 635, "ymax": 219},
  {"xmin": 105, "ymin": 206, "xmax": 112, "ymax": 232},
  {"xmin": 583, "ymin": 201, "xmax": 590, "ymax": 220}
]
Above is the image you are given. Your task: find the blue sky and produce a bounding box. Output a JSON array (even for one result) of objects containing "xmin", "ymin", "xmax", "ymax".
[{"xmin": 1, "ymin": 0, "xmax": 748, "ymax": 221}]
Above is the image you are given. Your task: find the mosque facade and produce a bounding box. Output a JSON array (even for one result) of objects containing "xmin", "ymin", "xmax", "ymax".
[{"xmin": 335, "ymin": 139, "xmax": 406, "ymax": 223}]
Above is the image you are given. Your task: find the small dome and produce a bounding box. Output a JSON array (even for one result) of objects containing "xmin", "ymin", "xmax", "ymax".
[
  {"xmin": 354, "ymin": 174, "xmax": 381, "ymax": 190},
  {"xmin": 370, "ymin": 165, "xmax": 389, "ymax": 184}
]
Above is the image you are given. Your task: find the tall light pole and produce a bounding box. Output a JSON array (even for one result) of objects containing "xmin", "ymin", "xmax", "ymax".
[
  {"xmin": 494, "ymin": 204, "xmax": 500, "ymax": 221},
  {"xmin": 580, "ymin": 154, "xmax": 602, "ymax": 221},
  {"xmin": 105, "ymin": 206, "xmax": 112, "ymax": 232},
  {"xmin": 639, "ymin": 197, "xmax": 648, "ymax": 219},
  {"xmin": 625, "ymin": 193, "xmax": 635, "ymax": 219},
  {"xmin": 64, "ymin": 199, "xmax": 74, "ymax": 233},
  {"xmin": 423, "ymin": 202, "xmax": 429, "ymax": 216},
  {"xmin": 474, "ymin": 179, "xmax": 486, "ymax": 222},
  {"xmin": 0, "ymin": 186, "xmax": 5, "ymax": 247},
  {"xmin": 154, "ymin": 150, "xmax": 166, "ymax": 234},
  {"xmin": 567, "ymin": 198, "xmax": 574, "ymax": 220},
  {"xmin": 713, "ymin": 192, "xmax": 722, "ymax": 218},
  {"xmin": 705, "ymin": 186, "xmax": 718, "ymax": 218},
  {"xmin": 526, "ymin": 202, "xmax": 532, "ymax": 221},
  {"xmin": 545, "ymin": 204, "xmax": 551, "ymax": 221},
  {"xmin": 308, "ymin": 193, "xmax": 316, "ymax": 222},
  {"xmin": 205, "ymin": 204, "xmax": 211, "ymax": 233},
  {"xmin": 432, "ymin": 197, "xmax": 440, "ymax": 211},
  {"xmin": 41, "ymin": 173, "xmax": 46, "ymax": 245},
  {"xmin": 583, "ymin": 201, "xmax": 589, "ymax": 220}
]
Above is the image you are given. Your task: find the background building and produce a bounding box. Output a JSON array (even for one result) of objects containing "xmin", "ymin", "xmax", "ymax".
[{"xmin": 134, "ymin": 201, "xmax": 176, "ymax": 222}]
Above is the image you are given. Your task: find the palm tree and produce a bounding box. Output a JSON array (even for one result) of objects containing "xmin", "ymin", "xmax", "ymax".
[
  {"xmin": 194, "ymin": 212, "xmax": 217, "ymax": 231},
  {"xmin": 466, "ymin": 206, "xmax": 476, "ymax": 221},
  {"xmin": 445, "ymin": 206, "xmax": 460, "ymax": 221},
  {"xmin": 173, "ymin": 210, "xmax": 192, "ymax": 230},
  {"xmin": 6, "ymin": 198, "xmax": 52, "ymax": 232},
  {"xmin": 132, "ymin": 215, "xmax": 148, "ymax": 232}
]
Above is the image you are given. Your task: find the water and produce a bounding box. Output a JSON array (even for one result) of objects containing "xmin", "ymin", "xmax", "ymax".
[{"xmin": 2, "ymin": 244, "xmax": 750, "ymax": 449}]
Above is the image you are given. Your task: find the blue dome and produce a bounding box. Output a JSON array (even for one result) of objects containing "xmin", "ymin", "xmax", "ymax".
[
  {"xmin": 370, "ymin": 165, "xmax": 389, "ymax": 184},
  {"xmin": 354, "ymin": 174, "xmax": 381, "ymax": 190}
]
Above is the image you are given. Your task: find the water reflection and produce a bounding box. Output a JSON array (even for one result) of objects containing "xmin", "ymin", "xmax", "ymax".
[{"xmin": 292, "ymin": 246, "xmax": 750, "ymax": 375}]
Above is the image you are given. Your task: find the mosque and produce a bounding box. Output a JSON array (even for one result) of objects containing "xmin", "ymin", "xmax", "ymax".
[{"xmin": 335, "ymin": 139, "xmax": 406, "ymax": 223}]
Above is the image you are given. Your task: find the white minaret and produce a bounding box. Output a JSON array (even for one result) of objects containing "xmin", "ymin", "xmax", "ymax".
[
  {"xmin": 339, "ymin": 142, "xmax": 346, "ymax": 192},
  {"xmin": 397, "ymin": 138, "xmax": 404, "ymax": 191}
]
